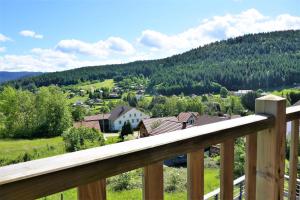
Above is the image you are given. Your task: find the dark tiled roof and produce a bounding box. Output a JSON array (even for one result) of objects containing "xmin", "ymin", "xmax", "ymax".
[
  {"xmin": 142, "ymin": 116, "xmax": 178, "ymax": 135},
  {"xmin": 108, "ymin": 106, "xmax": 133, "ymax": 121},
  {"xmin": 74, "ymin": 121, "xmax": 101, "ymax": 130},
  {"xmin": 140, "ymin": 114, "xmax": 241, "ymax": 137},
  {"xmin": 150, "ymin": 120, "xmax": 183, "ymax": 136},
  {"xmin": 177, "ymin": 112, "xmax": 199, "ymax": 122},
  {"xmin": 84, "ymin": 114, "xmax": 111, "ymax": 121}
]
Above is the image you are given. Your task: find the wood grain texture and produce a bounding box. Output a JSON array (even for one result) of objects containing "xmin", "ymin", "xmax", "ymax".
[
  {"xmin": 245, "ymin": 133, "xmax": 257, "ymax": 200},
  {"xmin": 0, "ymin": 114, "xmax": 274, "ymax": 200},
  {"xmin": 286, "ymin": 105, "xmax": 300, "ymax": 122},
  {"xmin": 288, "ymin": 120, "xmax": 299, "ymax": 200},
  {"xmin": 143, "ymin": 162, "xmax": 163, "ymax": 200},
  {"xmin": 220, "ymin": 139, "xmax": 234, "ymax": 200},
  {"xmin": 187, "ymin": 148, "xmax": 204, "ymax": 200},
  {"xmin": 255, "ymin": 94, "xmax": 286, "ymax": 200},
  {"xmin": 78, "ymin": 179, "xmax": 106, "ymax": 200}
]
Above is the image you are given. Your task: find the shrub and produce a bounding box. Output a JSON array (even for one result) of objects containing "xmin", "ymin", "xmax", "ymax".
[
  {"xmin": 108, "ymin": 170, "xmax": 142, "ymax": 191},
  {"xmin": 241, "ymin": 91, "xmax": 260, "ymax": 111},
  {"xmin": 164, "ymin": 167, "xmax": 186, "ymax": 193},
  {"xmin": 204, "ymin": 157, "xmax": 219, "ymax": 168},
  {"xmin": 119, "ymin": 121, "xmax": 133, "ymax": 140},
  {"xmin": 220, "ymin": 87, "xmax": 228, "ymax": 98},
  {"xmin": 62, "ymin": 127, "xmax": 105, "ymax": 152}
]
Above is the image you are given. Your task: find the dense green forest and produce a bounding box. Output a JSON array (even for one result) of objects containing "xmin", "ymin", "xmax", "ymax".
[{"xmin": 5, "ymin": 30, "xmax": 300, "ymax": 95}]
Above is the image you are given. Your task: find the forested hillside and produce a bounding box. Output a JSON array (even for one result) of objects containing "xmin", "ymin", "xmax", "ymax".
[
  {"xmin": 6, "ymin": 30, "xmax": 300, "ymax": 95},
  {"xmin": 0, "ymin": 71, "xmax": 42, "ymax": 83}
]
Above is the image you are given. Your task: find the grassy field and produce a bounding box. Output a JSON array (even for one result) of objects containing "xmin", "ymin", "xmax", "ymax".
[
  {"xmin": 1, "ymin": 136, "xmax": 220, "ymax": 200},
  {"xmin": 77, "ymin": 79, "xmax": 114, "ymax": 90},
  {"xmin": 0, "ymin": 137, "xmax": 65, "ymax": 166},
  {"xmin": 41, "ymin": 168, "xmax": 219, "ymax": 200},
  {"xmin": 66, "ymin": 94, "xmax": 89, "ymax": 104},
  {"xmin": 0, "ymin": 136, "xmax": 121, "ymax": 166}
]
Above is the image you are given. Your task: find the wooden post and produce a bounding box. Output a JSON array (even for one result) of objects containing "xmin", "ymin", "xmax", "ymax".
[
  {"xmin": 78, "ymin": 179, "xmax": 106, "ymax": 200},
  {"xmin": 220, "ymin": 138, "xmax": 234, "ymax": 200},
  {"xmin": 143, "ymin": 162, "xmax": 163, "ymax": 200},
  {"xmin": 288, "ymin": 119, "xmax": 299, "ymax": 200},
  {"xmin": 187, "ymin": 148, "xmax": 204, "ymax": 200},
  {"xmin": 245, "ymin": 133, "xmax": 257, "ymax": 200},
  {"xmin": 255, "ymin": 94, "xmax": 286, "ymax": 200}
]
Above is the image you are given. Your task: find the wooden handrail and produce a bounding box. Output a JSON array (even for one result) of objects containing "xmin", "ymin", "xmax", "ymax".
[
  {"xmin": 0, "ymin": 114, "xmax": 273, "ymax": 199},
  {"xmin": 2, "ymin": 97, "xmax": 300, "ymax": 200},
  {"xmin": 286, "ymin": 105, "xmax": 300, "ymax": 121}
]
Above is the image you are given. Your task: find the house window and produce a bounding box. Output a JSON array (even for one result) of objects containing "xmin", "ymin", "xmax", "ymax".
[
  {"xmin": 134, "ymin": 113, "xmax": 136, "ymax": 117},
  {"xmin": 132, "ymin": 119, "xmax": 134, "ymax": 123},
  {"xmin": 140, "ymin": 113, "xmax": 142, "ymax": 116},
  {"xmin": 136, "ymin": 119, "xmax": 139, "ymax": 122},
  {"xmin": 129, "ymin": 114, "xmax": 132, "ymax": 117},
  {"xmin": 119, "ymin": 120, "xmax": 122, "ymax": 125}
]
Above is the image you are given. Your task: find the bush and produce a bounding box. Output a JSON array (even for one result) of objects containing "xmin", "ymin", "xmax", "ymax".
[
  {"xmin": 241, "ymin": 91, "xmax": 260, "ymax": 111},
  {"xmin": 164, "ymin": 167, "xmax": 186, "ymax": 193},
  {"xmin": 204, "ymin": 157, "xmax": 219, "ymax": 168},
  {"xmin": 119, "ymin": 121, "xmax": 133, "ymax": 140},
  {"xmin": 108, "ymin": 170, "xmax": 142, "ymax": 191},
  {"xmin": 71, "ymin": 106, "xmax": 87, "ymax": 121},
  {"xmin": 62, "ymin": 127, "xmax": 105, "ymax": 152},
  {"xmin": 220, "ymin": 87, "xmax": 228, "ymax": 98}
]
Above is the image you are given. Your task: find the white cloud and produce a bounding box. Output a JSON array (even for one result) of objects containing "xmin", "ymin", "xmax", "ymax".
[
  {"xmin": 1, "ymin": 9, "xmax": 300, "ymax": 72},
  {"xmin": 0, "ymin": 47, "xmax": 6, "ymax": 53},
  {"xmin": 56, "ymin": 37, "xmax": 135, "ymax": 57},
  {"xmin": 0, "ymin": 33, "xmax": 11, "ymax": 42},
  {"xmin": 138, "ymin": 8, "xmax": 300, "ymax": 54},
  {"xmin": 19, "ymin": 30, "xmax": 44, "ymax": 39},
  {"xmin": 0, "ymin": 47, "xmax": 140, "ymax": 72}
]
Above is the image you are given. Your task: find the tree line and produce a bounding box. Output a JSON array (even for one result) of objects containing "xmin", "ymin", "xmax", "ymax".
[
  {"xmin": 4, "ymin": 30, "xmax": 300, "ymax": 95},
  {"xmin": 0, "ymin": 86, "xmax": 72, "ymax": 138}
]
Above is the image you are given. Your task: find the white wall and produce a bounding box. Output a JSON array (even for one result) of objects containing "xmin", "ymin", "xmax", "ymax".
[{"xmin": 111, "ymin": 108, "xmax": 149, "ymax": 131}]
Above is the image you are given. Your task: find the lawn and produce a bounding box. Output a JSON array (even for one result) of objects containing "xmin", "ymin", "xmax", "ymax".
[
  {"xmin": 77, "ymin": 79, "xmax": 114, "ymax": 90},
  {"xmin": 0, "ymin": 137, "xmax": 65, "ymax": 166},
  {"xmin": 66, "ymin": 94, "xmax": 89, "ymax": 104},
  {"xmin": 1, "ymin": 136, "xmax": 220, "ymax": 200},
  {"xmin": 40, "ymin": 167, "xmax": 219, "ymax": 200}
]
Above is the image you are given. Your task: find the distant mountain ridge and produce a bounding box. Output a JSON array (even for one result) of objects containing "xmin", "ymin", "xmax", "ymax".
[
  {"xmin": 0, "ymin": 71, "xmax": 42, "ymax": 83},
  {"xmin": 4, "ymin": 30, "xmax": 300, "ymax": 95}
]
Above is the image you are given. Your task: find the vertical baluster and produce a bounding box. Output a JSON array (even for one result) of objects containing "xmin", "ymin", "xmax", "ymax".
[
  {"xmin": 78, "ymin": 179, "xmax": 106, "ymax": 200},
  {"xmin": 220, "ymin": 139, "xmax": 234, "ymax": 200},
  {"xmin": 289, "ymin": 119, "xmax": 299, "ymax": 200},
  {"xmin": 245, "ymin": 133, "xmax": 257, "ymax": 200},
  {"xmin": 187, "ymin": 148, "xmax": 204, "ymax": 200},
  {"xmin": 143, "ymin": 162, "xmax": 163, "ymax": 200},
  {"xmin": 255, "ymin": 95, "xmax": 286, "ymax": 200}
]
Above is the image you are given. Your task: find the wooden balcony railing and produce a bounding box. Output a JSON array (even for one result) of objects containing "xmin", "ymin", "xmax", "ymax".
[{"xmin": 1, "ymin": 94, "xmax": 300, "ymax": 200}]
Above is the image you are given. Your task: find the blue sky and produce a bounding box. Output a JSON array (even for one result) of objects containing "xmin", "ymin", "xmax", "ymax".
[{"xmin": 0, "ymin": 0, "xmax": 300, "ymax": 72}]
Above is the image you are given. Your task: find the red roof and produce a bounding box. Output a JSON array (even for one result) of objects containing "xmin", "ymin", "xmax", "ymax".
[
  {"xmin": 140, "ymin": 114, "xmax": 240, "ymax": 137},
  {"xmin": 177, "ymin": 112, "xmax": 200, "ymax": 122},
  {"xmin": 84, "ymin": 114, "xmax": 111, "ymax": 121},
  {"xmin": 74, "ymin": 121, "xmax": 101, "ymax": 131}
]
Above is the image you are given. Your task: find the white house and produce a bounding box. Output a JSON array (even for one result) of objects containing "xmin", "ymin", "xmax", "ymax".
[
  {"xmin": 108, "ymin": 106, "xmax": 149, "ymax": 131},
  {"xmin": 233, "ymin": 90, "xmax": 253, "ymax": 96}
]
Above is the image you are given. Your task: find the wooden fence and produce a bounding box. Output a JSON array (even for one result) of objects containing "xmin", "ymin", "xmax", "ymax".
[{"xmin": 0, "ymin": 94, "xmax": 300, "ymax": 200}]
